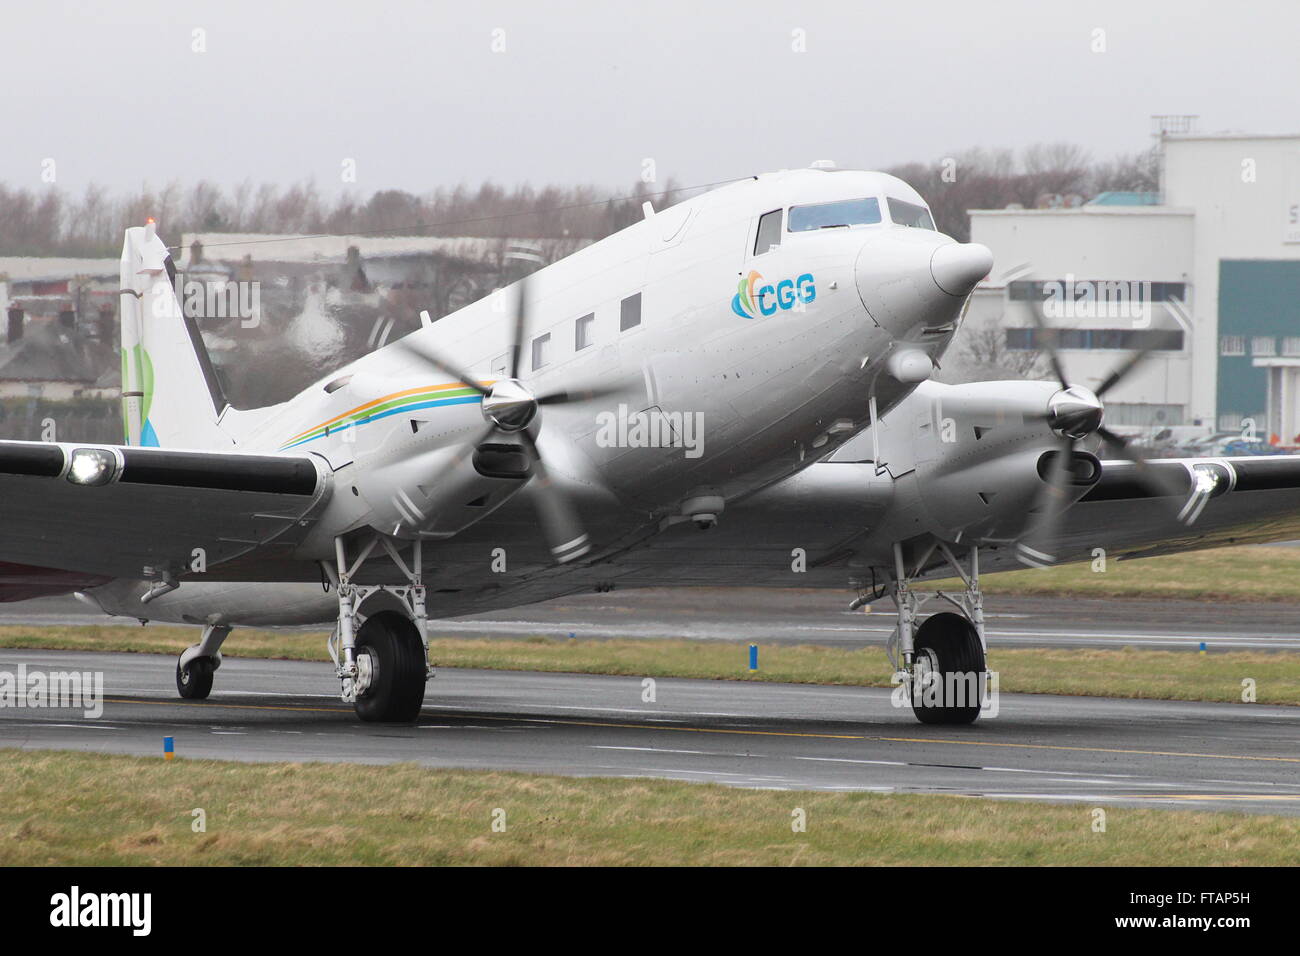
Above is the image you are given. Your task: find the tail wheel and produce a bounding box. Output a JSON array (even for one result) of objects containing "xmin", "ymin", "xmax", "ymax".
[
  {"xmin": 176, "ymin": 656, "xmax": 215, "ymax": 700},
  {"xmin": 353, "ymin": 611, "xmax": 427, "ymax": 723},
  {"xmin": 910, "ymin": 611, "xmax": 986, "ymax": 725}
]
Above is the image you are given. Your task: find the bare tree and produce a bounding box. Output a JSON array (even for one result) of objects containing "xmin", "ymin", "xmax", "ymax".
[
  {"xmin": 942, "ymin": 313, "xmax": 1048, "ymax": 383},
  {"xmin": 1090, "ymin": 147, "xmax": 1159, "ymax": 193},
  {"xmin": 0, "ymin": 141, "xmax": 1173, "ymax": 256},
  {"xmin": 1020, "ymin": 142, "xmax": 1092, "ymax": 198}
]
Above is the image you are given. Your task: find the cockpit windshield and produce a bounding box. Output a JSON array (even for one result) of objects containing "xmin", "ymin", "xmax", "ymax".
[
  {"xmin": 787, "ymin": 197, "xmax": 882, "ymax": 232},
  {"xmin": 887, "ymin": 197, "xmax": 935, "ymax": 230}
]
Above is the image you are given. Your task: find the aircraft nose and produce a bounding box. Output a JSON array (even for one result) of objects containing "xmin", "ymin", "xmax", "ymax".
[
  {"xmin": 930, "ymin": 242, "xmax": 994, "ymax": 296},
  {"xmin": 854, "ymin": 232, "xmax": 988, "ymax": 335}
]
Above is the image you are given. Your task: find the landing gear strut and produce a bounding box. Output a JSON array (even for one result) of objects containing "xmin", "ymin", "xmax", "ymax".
[
  {"xmin": 323, "ymin": 535, "xmax": 433, "ymax": 723},
  {"xmin": 175, "ymin": 623, "xmax": 231, "ymax": 700},
  {"xmin": 869, "ymin": 540, "xmax": 989, "ymax": 725}
]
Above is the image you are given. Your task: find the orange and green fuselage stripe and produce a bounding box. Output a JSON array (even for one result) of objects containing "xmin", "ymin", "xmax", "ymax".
[{"xmin": 280, "ymin": 382, "xmax": 490, "ymax": 449}]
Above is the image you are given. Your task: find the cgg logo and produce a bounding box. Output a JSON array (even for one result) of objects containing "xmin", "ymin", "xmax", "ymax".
[{"xmin": 732, "ymin": 270, "xmax": 816, "ymax": 318}]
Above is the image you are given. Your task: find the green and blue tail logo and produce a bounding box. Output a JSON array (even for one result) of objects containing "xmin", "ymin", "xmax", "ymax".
[{"xmin": 120, "ymin": 346, "xmax": 160, "ymax": 446}]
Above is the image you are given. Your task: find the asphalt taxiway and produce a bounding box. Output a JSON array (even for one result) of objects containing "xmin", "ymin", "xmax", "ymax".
[
  {"xmin": 6, "ymin": 590, "xmax": 1300, "ymax": 651},
  {"xmin": 2, "ymin": 649, "xmax": 1297, "ymax": 816}
]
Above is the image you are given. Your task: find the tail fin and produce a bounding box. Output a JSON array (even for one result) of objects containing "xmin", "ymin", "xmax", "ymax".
[{"xmin": 119, "ymin": 223, "xmax": 233, "ymax": 449}]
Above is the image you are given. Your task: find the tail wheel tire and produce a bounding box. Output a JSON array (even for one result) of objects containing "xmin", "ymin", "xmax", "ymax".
[
  {"xmin": 910, "ymin": 611, "xmax": 986, "ymax": 725},
  {"xmin": 176, "ymin": 656, "xmax": 215, "ymax": 700},
  {"xmin": 353, "ymin": 611, "xmax": 427, "ymax": 723}
]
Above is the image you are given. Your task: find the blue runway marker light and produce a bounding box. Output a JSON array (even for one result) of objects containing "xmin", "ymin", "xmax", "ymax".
[
  {"xmin": 748, "ymin": 644, "xmax": 758, "ymax": 670},
  {"xmin": 163, "ymin": 736, "xmax": 175, "ymax": 760},
  {"xmin": 1199, "ymin": 642, "xmax": 1207, "ymax": 655}
]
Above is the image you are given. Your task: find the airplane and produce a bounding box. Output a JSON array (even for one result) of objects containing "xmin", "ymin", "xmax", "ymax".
[{"xmin": 3, "ymin": 164, "xmax": 1300, "ymax": 726}]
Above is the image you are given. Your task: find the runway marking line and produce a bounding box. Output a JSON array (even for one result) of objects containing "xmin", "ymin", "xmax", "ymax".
[
  {"xmin": 1134, "ymin": 794, "xmax": 1300, "ymax": 802},
  {"xmin": 974, "ymin": 792, "xmax": 1300, "ymax": 804},
  {"xmin": 89, "ymin": 696, "xmax": 1300, "ymax": 763},
  {"xmin": 873, "ymin": 735, "xmax": 1300, "ymax": 764},
  {"xmin": 102, "ymin": 697, "xmax": 348, "ymax": 715}
]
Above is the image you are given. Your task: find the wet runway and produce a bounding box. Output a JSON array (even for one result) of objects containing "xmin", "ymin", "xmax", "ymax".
[
  {"xmin": 2, "ymin": 649, "xmax": 1298, "ymax": 815},
  {"xmin": 7, "ymin": 590, "xmax": 1300, "ymax": 651}
]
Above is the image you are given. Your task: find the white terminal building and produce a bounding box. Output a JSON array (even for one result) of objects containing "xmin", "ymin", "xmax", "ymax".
[{"xmin": 961, "ymin": 125, "xmax": 1300, "ymax": 444}]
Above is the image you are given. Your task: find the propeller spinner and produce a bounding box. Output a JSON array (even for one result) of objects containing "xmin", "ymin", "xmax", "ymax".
[
  {"xmin": 390, "ymin": 275, "xmax": 622, "ymax": 564},
  {"xmin": 1017, "ymin": 301, "xmax": 1193, "ymax": 568}
]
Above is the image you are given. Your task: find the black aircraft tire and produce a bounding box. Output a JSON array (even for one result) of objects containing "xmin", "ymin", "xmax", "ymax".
[
  {"xmin": 353, "ymin": 612, "xmax": 427, "ymax": 723},
  {"xmin": 909, "ymin": 612, "xmax": 986, "ymax": 725},
  {"xmin": 176, "ymin": 656, "xmax": 215, "ymax": 700}
]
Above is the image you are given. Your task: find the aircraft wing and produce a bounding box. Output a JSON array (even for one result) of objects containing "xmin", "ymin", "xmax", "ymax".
[
  {"xmin": 0, "ymin": 440, "xmax": 330, "ymax": 599},
  {"xmin": 974, "ymin": 454, "xmax": 1300, "ymax": 576}
]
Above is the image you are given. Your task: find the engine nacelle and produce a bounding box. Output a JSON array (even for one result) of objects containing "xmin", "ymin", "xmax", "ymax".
[
  {"xmin": 872, "ymin": 380, "xmax": 1101, "ymax": 545},
  {"xmin": 353, "ymin": 439, "xmax": 532, "ymax": 539}
]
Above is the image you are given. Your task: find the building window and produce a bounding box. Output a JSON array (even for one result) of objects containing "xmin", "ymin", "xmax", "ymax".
[
  {"xmin": 754, "ymin": 210, "xmax": 782, "ymax": 255},
  {"xmin": 1219, "ymin": 336, "xmax": 1246, "ymax": 356},
  {"xmin": 530, "ymin": 332, "xmax": 551, "ymax": 371},
  {"xmin": 1105, "ymin": 403, "xmax": 1185, "ymax": 427},
  {"xmin": 575, "ymin": 312, "xmax": 595, "ymax": 351},
  {"xmin": 1252, "ymin": 336, "xmax": 1277, "ymax": 357},
  {"xmin": 1008, "ymin": 280, "xmax": 1186, "ymax": 303},
  {"xmin": 1006, "ymin": 328, "xmax": 1183, "ymax": 351},
  {"xmin": 1005, "ymin": 328, "xmax": 1035, "ymax": 350},
  {"xmin": 620, "ymin": 292, "xmax": 642, "ymax": 331},
  {"xmin": 1283, "ymin": 337, "xmax": 1300, "ymax": 357}
]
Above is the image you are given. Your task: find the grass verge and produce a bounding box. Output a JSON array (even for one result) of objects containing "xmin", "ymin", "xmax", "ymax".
[
  {"xmin": 2, "ymin": 749, "xmax": 1296, "ymax": 866},
  {"xmin": 930, "ymin": 545, "xmax": 1300, "ymax": 602},
  {"xmin": 2, "ymin": 625, "xmax": 1297, "ymax": 705}
]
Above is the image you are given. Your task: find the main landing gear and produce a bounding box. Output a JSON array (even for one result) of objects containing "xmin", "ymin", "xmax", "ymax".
[
  {"xmin": 176, "ymin": 623, "xmax": 231, "ymax": 700},
  {"xmin": 864, "ymin": 540, "xmax": 989, "ymax": 725},
  {"xmin": 322, "ymin": 535, "xmax": 433, "ymax": 723}
]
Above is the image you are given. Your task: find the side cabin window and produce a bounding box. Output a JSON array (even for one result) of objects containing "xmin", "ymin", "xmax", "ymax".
[
  {"xmin": 620, "ymin": 292, "xmax": 642, "ymax": 331},
  {"xmin": 575, "ymin": 312, "xmax": 595, "ymax": 350},
  {"xmin": 788, "ymin": 197, "xmax": 881, "ymax": 232},
  {"xmin": 531, "ymin": 332, "xmax": 551, "ymax": 371},
  {"xmin": 753, "ymin": 209, "xmax": 782, "ymax": 256}
]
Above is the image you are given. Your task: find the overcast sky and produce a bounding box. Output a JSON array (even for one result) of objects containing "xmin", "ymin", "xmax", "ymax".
[{"xmin": 3, "ymin": 0, "xmax": 1297, "ymax": 198}]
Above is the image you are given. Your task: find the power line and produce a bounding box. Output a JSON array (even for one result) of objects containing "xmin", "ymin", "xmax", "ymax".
[{"xmin": 166, "ymin": 176, "xmax": 751, "ymax": 253}]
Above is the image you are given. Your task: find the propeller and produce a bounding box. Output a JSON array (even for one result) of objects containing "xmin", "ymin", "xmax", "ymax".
[
  {"xmin": 1015, "ymin": 299, "xmax": 1192, "ymax": 568},
  {"xmin": 390, "ymin": 274, "xmax": 623, "ymax": 563}
]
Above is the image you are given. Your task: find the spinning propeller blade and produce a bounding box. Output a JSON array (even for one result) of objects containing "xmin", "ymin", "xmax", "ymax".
[
  {"xmin": 1015, "ymin": 437, "xmax": 1075, "ymax": 569},
  {"xmin": 1016, "ymin": 296, "xmax": 1195, "ymax": 567},
  {"xmin": 1096, "ymin": 426, "xmax": 1190, "ymax": 504},
  {"xmin": 391, "ymin": 273, "xmax": 616, "ymax": 563}
]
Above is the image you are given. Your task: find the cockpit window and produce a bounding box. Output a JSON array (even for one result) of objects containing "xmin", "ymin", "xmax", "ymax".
[
  {"xmin": 788, "ymin": 197, "xmax": 881, "ymax": 232},
  {"xmin": 887, "ymin": 198, "xmax": 935, "ymax": 230},
  {"xmin": 754, "ymin": 209, "xmax": 782, "ymax": 255}
]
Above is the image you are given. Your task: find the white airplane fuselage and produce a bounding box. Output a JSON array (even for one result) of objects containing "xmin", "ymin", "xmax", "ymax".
[{"xmin": 85, "ymin": 168, "xmax": 992, "ymax": 626}]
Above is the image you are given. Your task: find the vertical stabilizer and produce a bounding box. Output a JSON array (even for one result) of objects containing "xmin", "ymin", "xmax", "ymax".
[{"xmin": 119, "ymin": 223, "xmax": 234, "ymax": 449}]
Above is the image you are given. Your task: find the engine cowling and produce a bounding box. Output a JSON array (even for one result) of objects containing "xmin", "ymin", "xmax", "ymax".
[
  {"xmin": 872, "ymin": 380, "xmax": 1102, "ymax": 545},
  {"xmin": 353, "ymin": 438, "xmax": 532, "ymax": 539}
]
